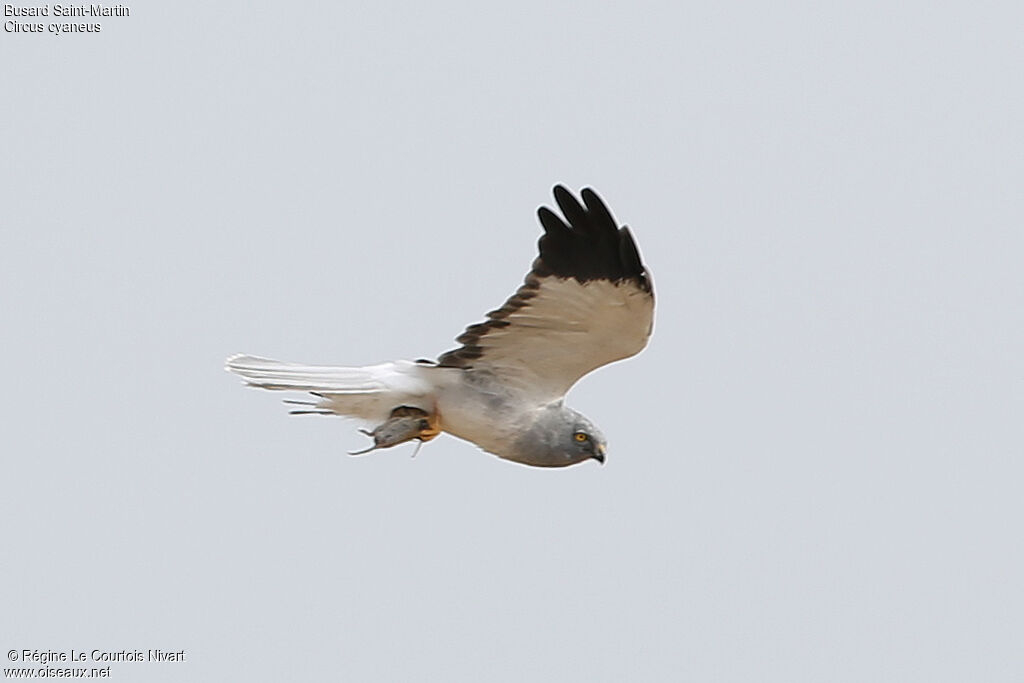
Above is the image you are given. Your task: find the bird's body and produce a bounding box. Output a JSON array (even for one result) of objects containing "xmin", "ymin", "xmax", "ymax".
[
  {"xmin": 225, "ymin": 355, "xmax": 593, "ymax": 466},
  {"xmin": 227, "ymin": 186, "xmax": 653, "ymax": 468}
]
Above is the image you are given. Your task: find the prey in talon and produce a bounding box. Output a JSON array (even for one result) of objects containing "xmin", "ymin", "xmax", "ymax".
[{"xmin": 349, "ymin": 406, "xmax": 441, "ymax": 456}]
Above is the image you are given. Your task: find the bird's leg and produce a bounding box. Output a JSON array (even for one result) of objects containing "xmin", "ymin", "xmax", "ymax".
[{"xmin": 347, "ymin": 406, "xmax": 441, "ymax": 456}]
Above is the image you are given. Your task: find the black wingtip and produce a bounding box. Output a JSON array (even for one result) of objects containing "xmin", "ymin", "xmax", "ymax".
[
  {"xmin": 435, "ymin": 186, "xmax": 652, "ymax": 369},
  {"xmin": 534, "ymin": 186, "xmax": 650, "ymax": 290},
  {"xmin": 537, "ymin": 206, "xmax": 571, "ymax": 239}
]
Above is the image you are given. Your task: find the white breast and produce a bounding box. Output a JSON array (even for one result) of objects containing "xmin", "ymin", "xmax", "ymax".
[{"xmin": 430, "ymin": 368, "xmax": 535, "ymax": 459}]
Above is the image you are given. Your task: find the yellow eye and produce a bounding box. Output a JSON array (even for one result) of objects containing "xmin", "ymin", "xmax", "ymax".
[{"xmin": 574, "ymin": 432, "xmax": 588, "ymax": 442}]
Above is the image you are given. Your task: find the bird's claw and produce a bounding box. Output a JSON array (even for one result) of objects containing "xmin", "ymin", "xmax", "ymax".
[{"xmin": 347, "ymin": 406, "xmax": 440, "ymax": 456}]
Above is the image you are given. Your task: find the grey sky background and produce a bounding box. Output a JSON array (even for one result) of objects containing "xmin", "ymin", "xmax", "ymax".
[{"xmin": 2, "ymin": 2, "xmax": 1022, "ymax": 681}]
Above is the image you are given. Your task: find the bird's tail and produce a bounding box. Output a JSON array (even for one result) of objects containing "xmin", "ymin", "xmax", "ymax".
[
  {"xmin": 224, "ymin": 354, "xmax": 428, "ymax": 422},
  {"xmin": 225, "ymin": 354, "xmax": 386, "ymax": 393}
]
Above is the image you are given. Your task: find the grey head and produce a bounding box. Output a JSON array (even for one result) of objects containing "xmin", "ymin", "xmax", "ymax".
[{"xmin": 510, "ymin": 403, "xmax": 607, "ymax": 468}]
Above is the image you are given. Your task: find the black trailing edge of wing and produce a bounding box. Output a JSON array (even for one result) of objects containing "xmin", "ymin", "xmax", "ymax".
[
  {"xmin": 436, "ymin": 185, "xmax": 650, "ymax": 368},
  {"xmin": 534, "ymin": 186, "xmax": 650, "ymax": 291}
]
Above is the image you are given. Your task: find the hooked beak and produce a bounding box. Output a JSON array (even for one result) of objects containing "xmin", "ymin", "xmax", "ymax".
[{"xmin": 592, "ymin": 444, "xmax": 606, "ymax": 464}]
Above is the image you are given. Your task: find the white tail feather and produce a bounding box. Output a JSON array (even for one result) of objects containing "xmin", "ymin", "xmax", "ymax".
[
  {"xmin": 225, "ymin": 354, "xmax": 436, "ymax": 422},
  {"xmin": 225, "ymin": 354, "xmax": 386, "ymax": 393}
]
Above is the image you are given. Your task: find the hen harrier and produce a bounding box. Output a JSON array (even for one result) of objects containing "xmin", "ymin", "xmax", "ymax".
[{"xmin": 226, "ymin": 186, "xmax": 654, "ymax": 467}]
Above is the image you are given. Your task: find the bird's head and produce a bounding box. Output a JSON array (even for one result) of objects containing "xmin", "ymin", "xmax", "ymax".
[
  {"xmin": 513, "ymin": 404, "xmax": 607, "ymax": 467},
  {"xmin": 566, "ymin": 411, "xmax": 607, "ymax": 464}
]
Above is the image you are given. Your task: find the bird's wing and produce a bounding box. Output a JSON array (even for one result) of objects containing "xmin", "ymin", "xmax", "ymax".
[{"xmin": 437, "ymin": 186, "xmax": 654, "ymax": 403}]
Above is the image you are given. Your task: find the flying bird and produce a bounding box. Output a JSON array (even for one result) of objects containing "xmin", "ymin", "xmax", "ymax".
[{"xmin": 226, "ymin": 186, "xmax": 654, "ymax": 467}]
